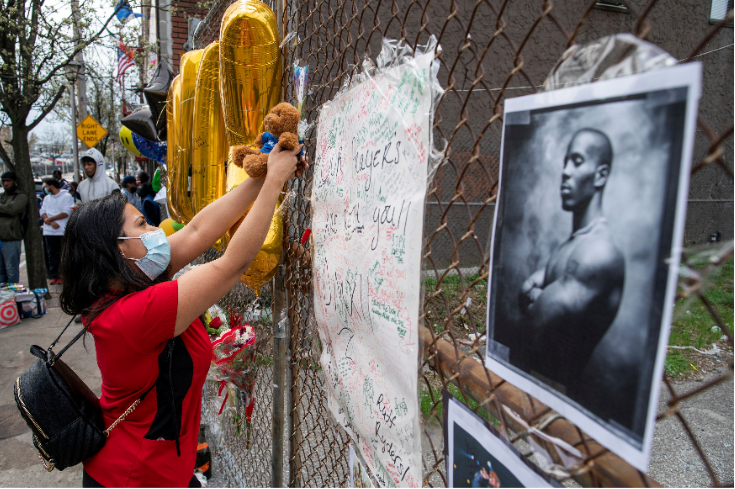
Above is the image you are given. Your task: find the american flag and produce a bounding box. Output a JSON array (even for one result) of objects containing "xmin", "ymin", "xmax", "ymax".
[{"xmin": 116, "ymin": 41, "xmax": 135, "ymax": 82}]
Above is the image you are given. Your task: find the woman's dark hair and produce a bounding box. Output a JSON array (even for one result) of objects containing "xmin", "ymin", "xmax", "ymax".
[{"xmin": 59, "ymin": 192, "xmax": 169, "ymax": 326}]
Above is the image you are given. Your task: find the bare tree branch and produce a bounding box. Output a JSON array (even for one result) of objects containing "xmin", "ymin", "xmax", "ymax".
[
  {"xmin": 0, "ymin": 140, "xmax": 15, "ymax": 171},
  {"xmin": 27, "ymin": 84, "xmax": 65, "ymax": 131},
  {"xmin": 34, "ymin": 8, "xmax": 119, "ymax": 87}
]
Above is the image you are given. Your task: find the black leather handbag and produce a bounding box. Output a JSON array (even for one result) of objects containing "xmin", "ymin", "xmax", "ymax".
[{"xmin": 13, "ymin": 315, "xmax": 151, "ymax": 471}]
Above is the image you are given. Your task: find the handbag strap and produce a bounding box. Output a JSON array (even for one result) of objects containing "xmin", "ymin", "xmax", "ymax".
[
  {"xmin": 48, "ymin": 314, "xmax": 79, "ymax": 350},
  {"xmin": 45, "ymin": 313, "xmax": 156, "ymax": 436},
  {"xmin": 104, "ymin": 383, "xmax": 156, "ymax": 436},
  {"xmin": 48, "ymin": 316, "xmax": 87, "ymax": 366}
]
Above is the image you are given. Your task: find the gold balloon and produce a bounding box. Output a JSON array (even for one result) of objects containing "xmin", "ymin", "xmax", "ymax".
[
  {"xmin": 219, "ymin": 0, "xmax": 282, "ymax": 148},
  {"xmin": 225, "ymin": 174, "xmax": 283, "ymax": 296},
  {"xmin": 242, "ymin": 195, "xmax": 282, "ymax": 295},
  {"xmin": 166, "ymin": 75, "xmax": 184, "ymax": 222},
  {"xmin": 175, "ymin": 48, "xmax": 204, "ymax": 224},
  {"xmin": 220, "ymin": 0, "xmax": 283, "ymax": 293},
  {"xmin": 191, "ymin": 42, "xmax": 227, "ymax": 217}
]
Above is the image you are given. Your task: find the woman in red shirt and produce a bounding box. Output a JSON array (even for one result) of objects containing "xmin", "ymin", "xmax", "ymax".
[{"xmin": 59, "ymin": 144, "xmax": 303, "ymax": 487}]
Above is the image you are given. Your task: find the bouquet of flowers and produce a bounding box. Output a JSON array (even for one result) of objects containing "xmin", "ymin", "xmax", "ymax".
[
  {"xmin": 211, "ymin": 324, "xmax": 256, "ymax": 391},
  {"xmin": 209, "ymin": 320, "xmax": 257, "ymax": 444},
  {"xmin": 203, "ymin": 304, "xmax": 229, "ymax": 337}
]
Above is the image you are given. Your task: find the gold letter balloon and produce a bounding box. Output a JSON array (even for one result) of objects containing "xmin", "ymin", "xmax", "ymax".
[
  {"xmin": 174, "ymin": 48, "xmax": 204, "ymax": 223},
  {"xmin": 191, "ymin": 42, "xmax": 227, "ymax": 216},
  {"xmin": 191, "ymin": 42, "xmax": 227, "ymax": 251},
  {"xmin": 162, "ymin": 1, "xmax": 285, "ymax": 294},
  {"xmin": 219, "ymin": 0, "xmax": 282, "ymax": 149},
  {"xmin": 166, "ymin": 74, "xmax": 184, "ymax": 223},
  {"xmin": 219, "ymin": 0, "xmax": 283, "ymax": 294}
]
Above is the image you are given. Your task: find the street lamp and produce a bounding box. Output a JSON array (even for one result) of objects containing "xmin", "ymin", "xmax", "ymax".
[{"xmin": 64, "ymin": 59, "xmax": 83, "ymax": 183}]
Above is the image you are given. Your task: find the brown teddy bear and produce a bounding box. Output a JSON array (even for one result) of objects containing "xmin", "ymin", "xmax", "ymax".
[{"xmin": 231, "ymin": 102, "xmax": 301, "ymax": 178}]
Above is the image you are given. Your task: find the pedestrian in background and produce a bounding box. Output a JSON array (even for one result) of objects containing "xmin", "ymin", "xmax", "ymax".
[
  {"xmin": 69, "ymin": 181, "xmax": 83, "ymax": 204},
  {"xmin": 137, "ymin": 171, "xmax": 149, "ymax": 186},
  {"xmin": 77, "ymin": 148, "xmax": 119, "ymax": 202},
  {"xmin": 0, "ymin": 172, "xmax": 27, "ymax": 284},
  {"xmin": 139, "ymin": 182, "xmax": 161, "ymax": 226},
  {"xmin": 121, "ymin": 175, "xmax": 142, "ymax": 213},
  {"xmin": 53, "ymin": 170, "xmax": 71, "ymax": 191},
  {"xmin": 40, "ymin": 178, "xmax": 74, "ymax": 285}
]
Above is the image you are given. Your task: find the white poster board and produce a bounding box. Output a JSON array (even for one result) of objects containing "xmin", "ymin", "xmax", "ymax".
[
  {"xmin": 350, "ymin": 444, "xmax": 376, "ymax": 488},
  {"xmin": 312, "ymin": 40, "xmax": 440, "ymax": 488}
]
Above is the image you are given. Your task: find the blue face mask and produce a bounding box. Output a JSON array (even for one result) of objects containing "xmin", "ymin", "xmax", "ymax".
[{"xmin": 118, "ymin": 228, "xmax": 171, "ymax": 280}]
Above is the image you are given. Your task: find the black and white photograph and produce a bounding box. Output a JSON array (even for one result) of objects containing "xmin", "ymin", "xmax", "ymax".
[
  {"xmin": 444, "ymin": 391, "xmax": 559, "ymax": 488},
  {"xmin": 484, "ymin": 63, "xmax": 702, "ymax": 470}
]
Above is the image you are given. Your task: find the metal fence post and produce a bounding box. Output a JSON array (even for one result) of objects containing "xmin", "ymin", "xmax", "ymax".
[{"xmin": 272, "ymin": 266, "xmax": 288, "ymax": 487}]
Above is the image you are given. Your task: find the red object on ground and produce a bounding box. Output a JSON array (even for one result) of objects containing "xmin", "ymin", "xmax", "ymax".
[
  {"xmin": 300, "ymin": 228, "xmax": 312, "ymax": 244},
  {"xmin": 0, "ymin": 299, "xmax": 21, "ymax": 328}
]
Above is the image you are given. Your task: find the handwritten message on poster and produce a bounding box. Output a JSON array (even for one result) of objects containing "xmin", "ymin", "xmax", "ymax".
[{"xmin": 312, "ymin": 46, "xmax": 438, "ymax": 488}]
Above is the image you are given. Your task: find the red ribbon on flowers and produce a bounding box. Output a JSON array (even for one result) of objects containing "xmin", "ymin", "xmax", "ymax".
[{"xmin": 217, "ymin": 381, "xmax": 229, "ymax": 415}]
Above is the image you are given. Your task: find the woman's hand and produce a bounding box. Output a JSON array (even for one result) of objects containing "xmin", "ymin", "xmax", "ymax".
[
  {"xmin": 295, "ymin": 154, "xmax": 309, "ymax": 178},
  {"xmin": 266, "ymin": 143, "xmax": 303, "ymax": 184}
]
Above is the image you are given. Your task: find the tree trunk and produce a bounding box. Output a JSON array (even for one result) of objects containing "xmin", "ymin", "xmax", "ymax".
[{"xmin": 11, "ymin": 126, "xmax": 48, "ymax": 290}]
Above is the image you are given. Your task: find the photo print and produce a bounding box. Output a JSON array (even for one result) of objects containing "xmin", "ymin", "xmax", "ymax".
[
  {"xmin": 484, "ymin": 63, "xmax": 702, "ymax": 470},
  {"xmin": 444, "ymin": 391, "xmax": 560, "ymax": 488}
]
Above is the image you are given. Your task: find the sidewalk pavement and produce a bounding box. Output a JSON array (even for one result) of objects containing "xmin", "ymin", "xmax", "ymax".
[{"xmin": 0, "ymin": 249, "xmax": 101, "ymax": 487}]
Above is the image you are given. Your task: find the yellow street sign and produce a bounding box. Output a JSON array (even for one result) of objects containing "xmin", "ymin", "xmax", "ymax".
[{"xmin": 76, "ymin": 114, "xmax": 108, "ymax": 148}]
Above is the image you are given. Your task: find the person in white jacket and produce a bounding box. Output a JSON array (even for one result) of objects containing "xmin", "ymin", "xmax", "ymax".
[
  {"xmin": 77, "ymin": 148, "xmax": 119, "ymax": 202},
  {"xmin": 40, "ymin": 179, "xmax": 75, "ymax": 284}
]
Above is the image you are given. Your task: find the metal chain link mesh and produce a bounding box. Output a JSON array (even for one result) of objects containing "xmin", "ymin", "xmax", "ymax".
[
  {"xmin": 198, "ymin": 248, "xmax": 277, "ymax": 487},
  {"xmin": 193, "ymin": 0, "xmax": 733, "ymax": 486}
]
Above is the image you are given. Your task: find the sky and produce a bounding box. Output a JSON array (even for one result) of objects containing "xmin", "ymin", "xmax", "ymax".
[{"xmin": 29, "ymin": 0, "xmax": 144, "ymax": 146}]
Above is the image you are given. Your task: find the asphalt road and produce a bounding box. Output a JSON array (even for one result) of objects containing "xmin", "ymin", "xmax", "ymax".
[{"xmin": 648, "ymin": 366, "xmax": 734, "ymax": 487}]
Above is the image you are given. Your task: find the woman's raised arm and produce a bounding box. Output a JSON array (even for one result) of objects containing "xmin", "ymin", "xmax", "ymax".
[
  {"xmin": 167, "ymin": 174, "xmax": 265, "ymax": 275},
  {"xmin": 172, "ymin": 144, "xmax": 302, "ymax": 336}
]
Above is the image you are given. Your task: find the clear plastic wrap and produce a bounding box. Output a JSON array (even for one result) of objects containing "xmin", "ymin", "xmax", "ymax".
[
  {"xmin": 208, "ymin": 323, "xmax": 257, "ymax": 444},
  {"xmin": 543, "ymin": 33, "xmax": 676, "ymax": 92}
]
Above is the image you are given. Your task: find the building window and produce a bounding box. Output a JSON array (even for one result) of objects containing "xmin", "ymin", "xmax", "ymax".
[{"xmin": 710, "ymin": 0, "xmax": 734, "ymax": 25}]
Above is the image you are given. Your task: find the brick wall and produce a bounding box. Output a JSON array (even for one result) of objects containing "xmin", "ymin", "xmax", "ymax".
[{"xmin": 170, "ymin": 0, "xmax": 208, "ymax": 73}]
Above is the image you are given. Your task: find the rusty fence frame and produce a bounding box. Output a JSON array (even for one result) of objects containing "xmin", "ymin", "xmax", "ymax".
[{"xmin": 194, "ymin": 0, "xmax": 734, "ymax": 486}]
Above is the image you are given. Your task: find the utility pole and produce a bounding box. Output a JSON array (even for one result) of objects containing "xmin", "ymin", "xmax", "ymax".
[
  {"xmin": 70, "ymin": 0, "xmax": 89, "ymax": 150},
  {"xmin": 140, "ymin": 2, "xmax": 151, "ymax": 103},
  {"xmin": 109, "ymin": 76, "xmax": 119, "ymax": 182},
  {"xmin": 69, "ymin": 81, "xmax": 81, "ymax": 183},
  {"xmin": 154, "ymin": 0, "xmax": 161, "ymax": 61}
]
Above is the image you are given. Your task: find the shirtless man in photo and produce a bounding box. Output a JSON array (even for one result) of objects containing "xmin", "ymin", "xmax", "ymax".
[{"xmin": 519, "ymin": 128, "xmax": 625, "ymax": 397}]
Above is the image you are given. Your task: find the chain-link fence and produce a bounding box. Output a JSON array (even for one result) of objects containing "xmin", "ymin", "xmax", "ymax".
[
  {"xmin": 198, "ymin": 248, "xmax": 278, "ymax": 487},
  {"xmin": 193, "ymin": 0, "xmax": 733, "ymax": 487}
]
